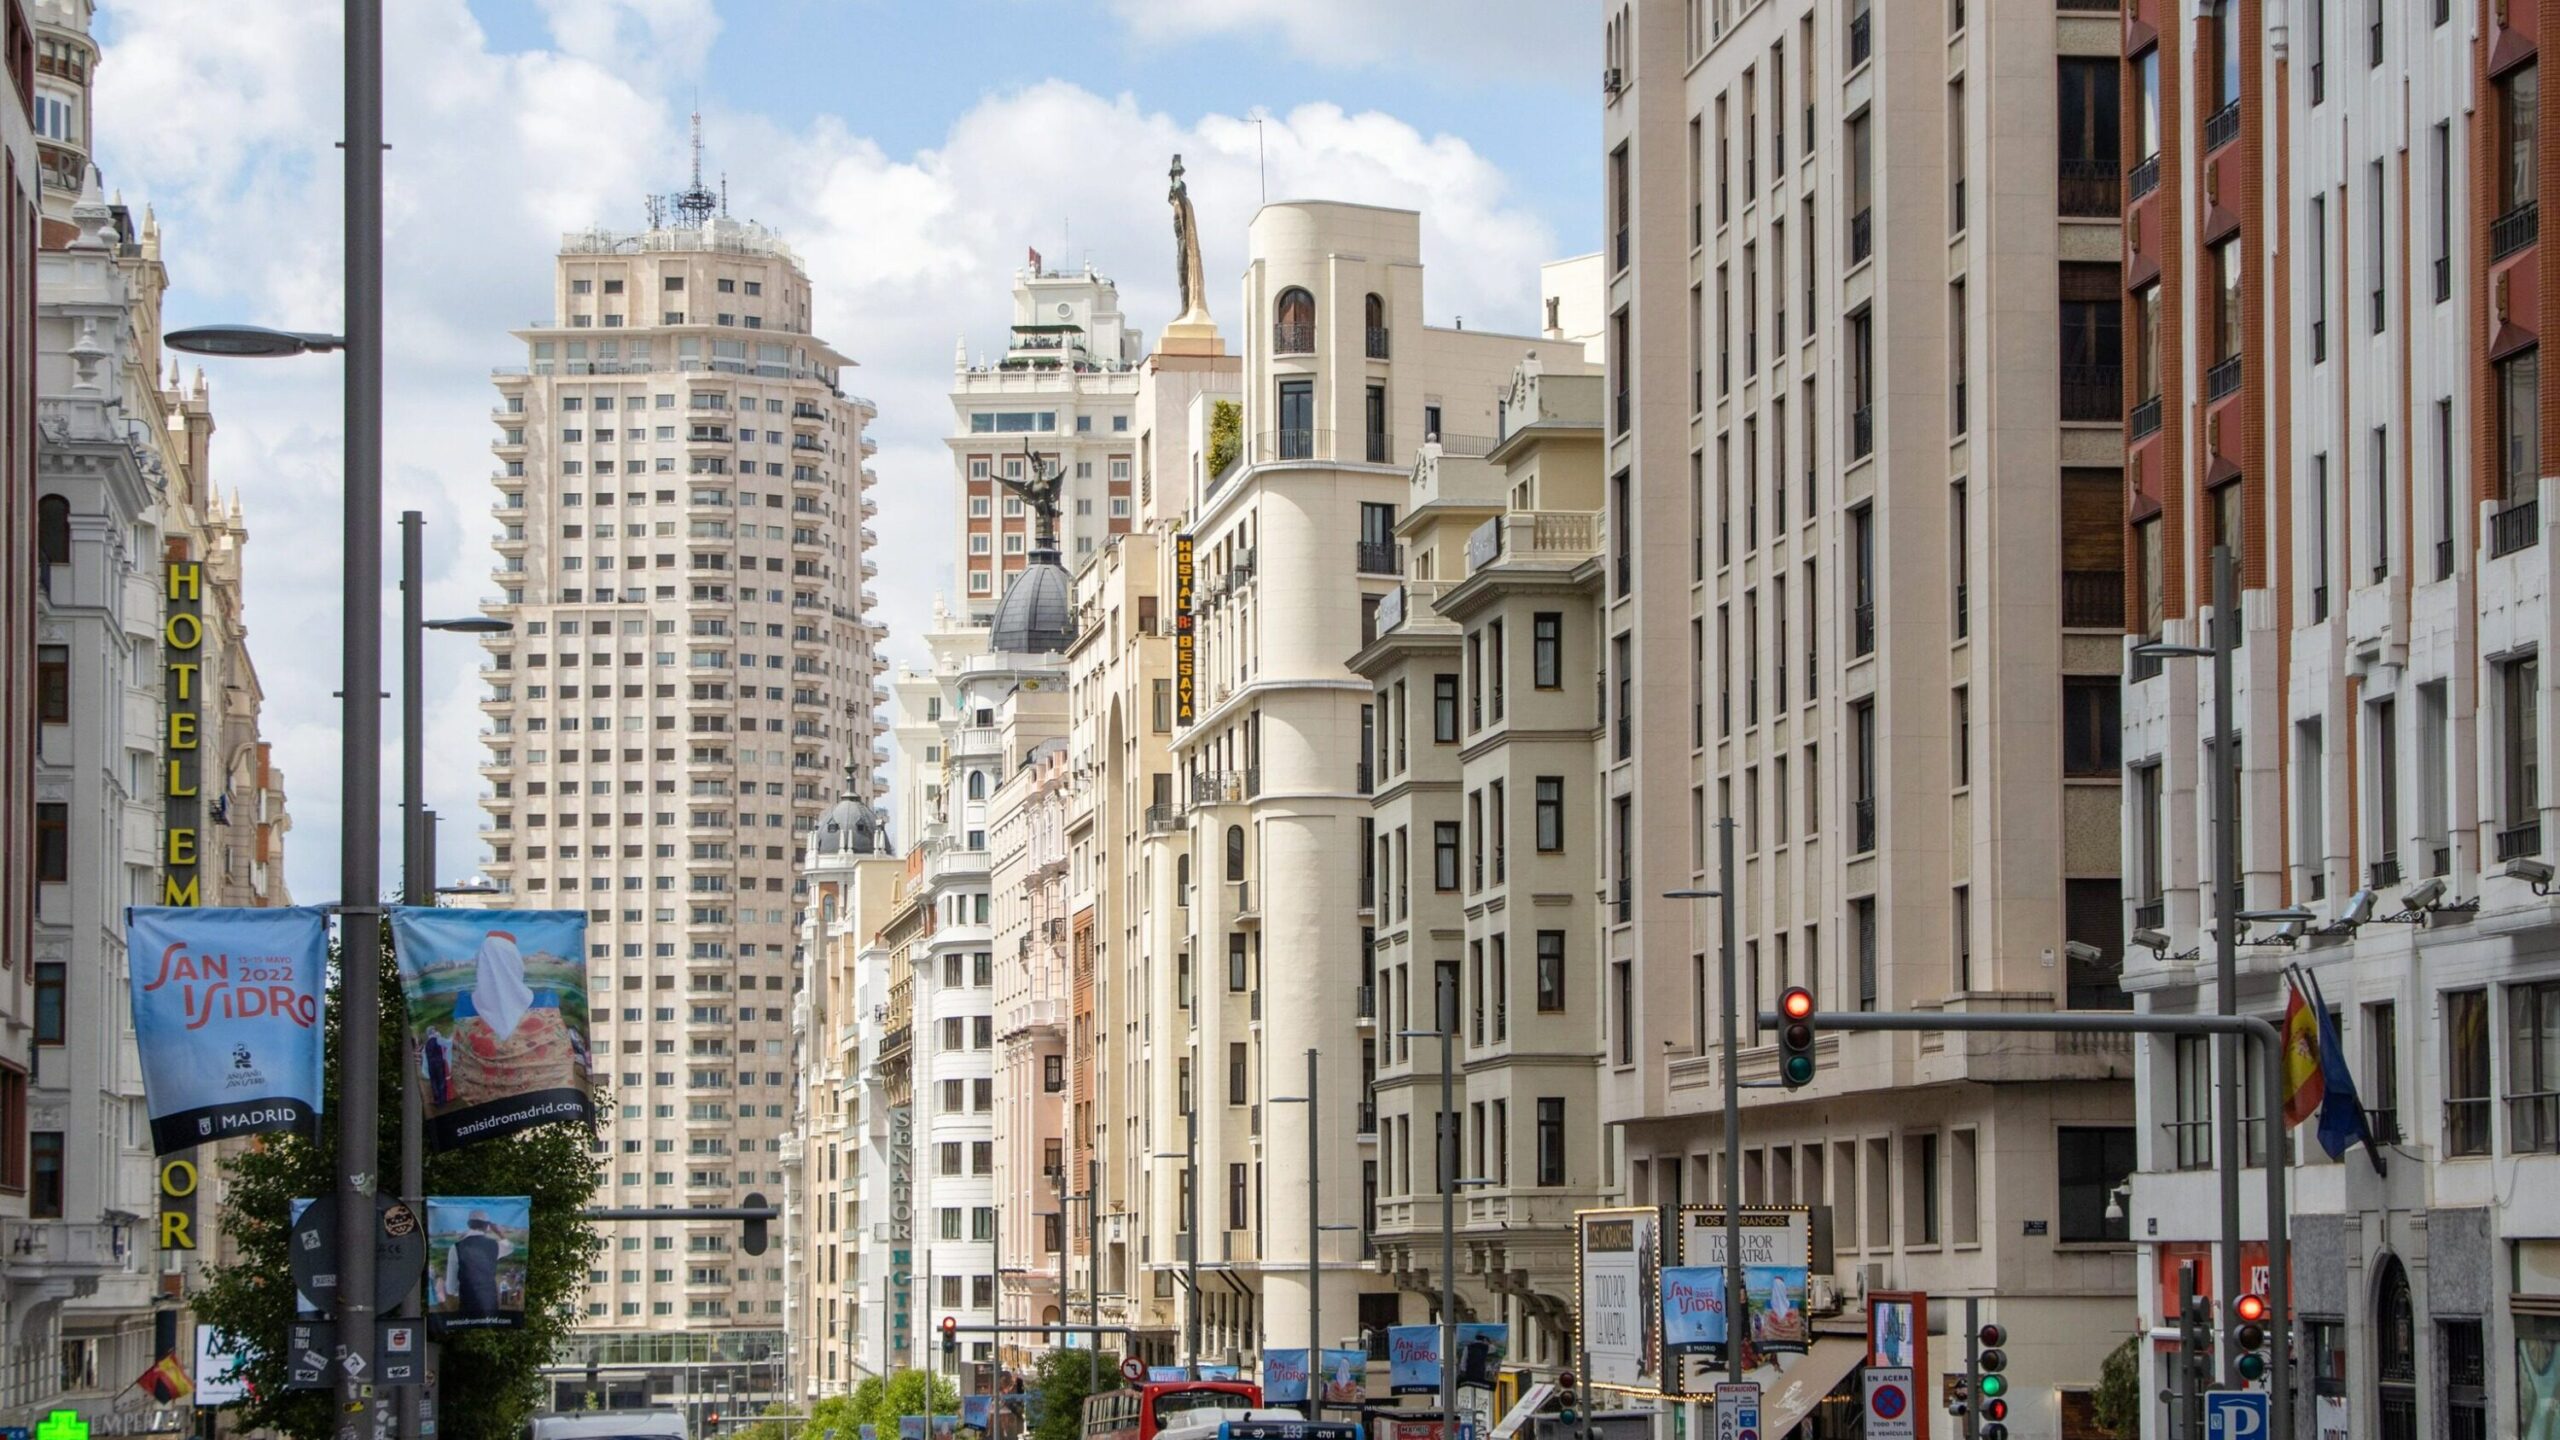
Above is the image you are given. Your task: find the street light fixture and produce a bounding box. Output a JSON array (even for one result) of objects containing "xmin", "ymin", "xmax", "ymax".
[{"xmin": 164, "ymin": 324, "xmax": 347, "ymax": 358}]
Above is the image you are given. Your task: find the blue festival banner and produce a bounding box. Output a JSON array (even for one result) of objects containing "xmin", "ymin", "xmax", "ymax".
[
  {"xmin": 1387, "ymin": 1324, "xmax": 1508, "ymax": 1395},
  {"xmin": 125, "ymin": 906, "xmax": 328, "ymax": 1154},
  {"xmin": 1146, "ymin": 1368, "xmax": 1189, "ymax": 1383},
  {"xmin": 1661, "ymin": 1264, "xmax": 1810, "ymax": 1366},
  {"xmin": 960, "ymin": 1396, "xmax": 991, "ymax": 1431},
  {"xmin": 898, "ymin": 1419, "xmax": 925, "ymax": 1440},
  {"xmin": 389, "ymin": 908, "xmax": 594, "ymax": 1148},
  {"xmin": 1263, "ymin": 1349, "xmax": 1310, "ymax": 1404},
  {"xmin": 1197, "ymin": 1365, "xmax": 1242, "ymax": 1381}
]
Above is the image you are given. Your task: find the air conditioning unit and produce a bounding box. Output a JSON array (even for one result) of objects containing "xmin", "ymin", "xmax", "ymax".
[{"xmin": 1603, "ymin": 67, "xmax": 1623, "ymax": 96}]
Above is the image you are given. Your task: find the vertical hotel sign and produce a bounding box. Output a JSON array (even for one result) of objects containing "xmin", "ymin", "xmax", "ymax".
[
  {"xmin": 1172, "ymin": 532, "xmax": 1197, "ymax": 724},
  {"xmin": 164, "ymin": 545, "xmax": 203, "ymax": 907}
]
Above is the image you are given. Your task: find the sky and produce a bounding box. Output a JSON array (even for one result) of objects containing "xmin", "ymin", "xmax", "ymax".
[{"xmin": 90, "ymin": 0, "xmax": 1601, "ymax": 906}]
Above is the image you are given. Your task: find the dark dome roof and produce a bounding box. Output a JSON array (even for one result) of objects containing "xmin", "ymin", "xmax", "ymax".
[
  {"xmin": 812, "ymin": 795, "xmax": 883, "ymax": 855},
  {"xmin": 990, "ymin": 557, "xmax": 1074, "ymax": 654}
]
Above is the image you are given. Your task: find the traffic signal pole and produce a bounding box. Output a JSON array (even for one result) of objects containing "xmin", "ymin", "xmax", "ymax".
[{"xmin": 1761, "ymin": 1006, "xmax": 2290, "ymax": 1440}]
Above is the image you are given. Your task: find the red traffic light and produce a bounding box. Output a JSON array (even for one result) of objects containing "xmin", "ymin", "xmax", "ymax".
[
  {"xmin": 1978, "ymin": 1322, "xmax": 2008, "ymax": 1348},
  {"xmin": 2234, "ymin": 1293, "xmax": 2268, "ymax": 1324},
  {"xmin": 1781, "ymin": 987, "xmax": 1816, "ymax": 1021},
  {"xmin": 941, "ymin": 1315, "xmax": 959, "ymax": 1336},
  {"xmin": 1981, "ymin": 1399, "xmax": 2008, "ymax": 1423}
]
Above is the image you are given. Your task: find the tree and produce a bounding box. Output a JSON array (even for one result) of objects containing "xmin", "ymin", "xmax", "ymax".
[
  {"xmin": 1207, "ymin": 400, "xmax": 1242, "ymax": 477},
  {"xmin": 187, "ymin": 929, "xmax": 606, "ymax": 1440},
  {"xmin": 853, "ymin": 1370, "xmax": 959, "ymax": 1434},
  {"xmin": 1026, "ymin": 1349, "xmax": 1121, "ymax": 1440},
  {"xmin": 2091, "ymin": 1334, "xmax": 2141, "ymax": 1438}
]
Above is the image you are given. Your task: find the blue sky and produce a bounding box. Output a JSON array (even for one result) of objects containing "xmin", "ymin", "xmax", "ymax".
[{"xmin": 93, "ymin": 0, "xmax": 1600, "ymax": 903}]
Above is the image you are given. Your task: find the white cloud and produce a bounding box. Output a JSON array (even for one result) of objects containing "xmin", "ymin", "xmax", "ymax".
[
  {"xmin": 95, "ymin": 1, "xmax": 1561, "ymax": 903},
  {"xmin": 1102, "ymin": 0, "xmax": 1596, "ymax": 87}
]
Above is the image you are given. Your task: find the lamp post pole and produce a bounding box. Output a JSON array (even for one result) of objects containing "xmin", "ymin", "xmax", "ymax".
[
  {"xmin": 1668, "ymin": 813, "xmax": 1742, "ymax": 1388},
  {"xmin": 1304, "ymin": 1048, "xmax": 1319, "ymax": 1422},
  {"xmin": 398, "ymin": 511, "xmax": 426, "ymax": 1440},
  {"xmin": 335, "ymin": 4, "xmax": 386, "ymax": 1436},
  {"xmin": 1087, "ymin": 1158, "xmax": 1099, "ymax": 1389},
  {"xmin": 2208, "ymin": 542, "xmax": 2244, "ymax": 1381},
  {"xmin": 1186, "ymin": 1107, "xmax": 1199, "ymax": 1377}
]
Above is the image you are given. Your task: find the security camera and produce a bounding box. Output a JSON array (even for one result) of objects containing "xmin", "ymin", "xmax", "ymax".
[
  {"xmin": 2508, "ymin": 858, "xmax": 2557, "ymax": 892},
  {"xmin": 2337, "ymin": 888, "xmax": 2377, "ymax": 927},
  {"xmin": 2063, "ymin": 940, "xmax": 2105, "ymax": 966},
  {"xmin": 2131, "ymin": 928, "xmax": 2172, "ymax": 954},
  {"xmin": 2401, "ymin": 877, "xmax": 2448, "ymax": 912}
]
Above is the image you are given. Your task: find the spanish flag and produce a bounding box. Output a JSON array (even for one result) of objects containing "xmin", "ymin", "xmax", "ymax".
[
  {"xmin": 135, "ymin": 1351, "xmax": 192, "ymax": 1404},
  {"xmin": 2281, "ymin": 974, "xmax": 2325, "ymax": 1127}
]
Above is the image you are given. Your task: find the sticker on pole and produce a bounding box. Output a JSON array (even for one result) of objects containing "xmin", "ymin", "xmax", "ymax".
[
  {"xmin": 2204, "ymin": 1391, "xmax": 2269, "ymax": 1440},
  {"xmin": 1861, "ymin": 1366, "xmax": 1915, "ymax": 1440},
  {"xmin": 1712, "ymin": 1381, "xmax": 1760, "ymax": 1440}
]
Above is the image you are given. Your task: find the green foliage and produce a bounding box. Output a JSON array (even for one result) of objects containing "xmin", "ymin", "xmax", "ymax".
[
  {"xmin": 1027, "ymin": 1350, "xmax": 1120, "ymax": 1440},
  {"xmin": 866, "ymin": 1369, "xmax": 961, "ymax": 1429},
  {"xmin": 187, "ymin": 928, "xmax": 605, "ymax": 1440},
  {"xmin": 1208, "ymin": 400, "xmax": 1242, "ymax": 477},
  {"xmin": 2091, "ymin": 1334, "xmax": 2141, "ymax": 1438}
]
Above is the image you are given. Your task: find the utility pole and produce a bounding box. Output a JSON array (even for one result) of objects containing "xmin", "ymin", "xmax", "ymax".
[
  {"xmin": 1438, "ymin": 972, "xmax": 1457, "ymax": 1437},
  {"xmin": 1086, "ymin": 1158, "xmax": 1099, "ymax": 1389},
  {"xmin": 1305, "ymin": 1048, "xmax": 1320, "ymax": 1422},
  {"xmin": 1667, "ymin": 814, "xmax": 1742, "ymax": 1387}
]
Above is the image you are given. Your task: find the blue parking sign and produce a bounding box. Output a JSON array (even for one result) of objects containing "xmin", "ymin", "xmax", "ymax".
[{"xmin": 2204, "ymin": 1391, "xmax": 2269, "ymax": 1440}]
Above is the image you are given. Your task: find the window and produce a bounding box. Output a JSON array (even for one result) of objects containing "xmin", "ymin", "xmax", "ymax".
[
  {"xmin": 31, "ymin": 1133, "xmax": 62, "ymax": 1219},
  {"xmin": 2212, "ymin": 240, "xmax": 2243, "ymax": 368},
  {"xmin": 2365, "ymin": 1002, "xmax": 2400, "ymax": 1145},
  {"xmin": 2499, "ymin": 350, "xmax": 2539, "ymax": 507},
  {"xmin": 1536, "ymin": 1099, "xmax": 1566, "ymax": 1185},
  {"xmin": 2505, "ymin": 657, "xmax": 2541, "ymax": 854},
  {"xmin": 26, "ymin": 960, "xmax": 65, "ymax": 1052},
  {"xmin": 2444, "ymin": 989, "xmax": 2491, "ymax": 1158},
  {"xmin": 1434, "ymin": 823, "xmax": 1460, "ymax": 891},
  {"xmin": 1433, "ymin": 675, "xmax": 1459, "ymax": 743},
  {"xmin": 1277, "ymin": 379, "xmax": 1314, "ymax": 459},
  {"xmin": 1535, "ymin": 777, "xmax": 1565, "ymax": 852},
  {"xmin": 1536, "ymin": 931, "xmax": 1566, "ymax": 1012},
  {"xmin": 2435, "ymin": 122, "xmax": 2454, "ymax": 303},
  {"xmin": 1274, "ymin": 287, "xmax": 1316, "ymax": 354},
  {"xmin": 1532, "ymin": 613, "xmax": 1563, "ymax": 688},
  {"xmin": 2501, "ymin": 64, "xmax": 2539, "ymax": 225},
  {"xmin": 1228, "ymin": 1042, "xmax": 1249, "ymax": 1106},
  {"xmin": 36, "ymin": 804, "xmax": 66, "ymax": 883},
  {"xmin": 2056, "ymin": 1127, "xmax": 2135, "ymax": 1243},
  {"xmin": 1229, "ymin": 933, "xmax": 1248, "ymax": 992},
  {"xmin": 0, "ymin": 1068, "xmax": 22, "ymax": 1193},
  {"xmin": 1907, "ymin": 1132, "xmax": 1940, "ymax": 1245},
  {"xmin": 1853, "ymin": 896, "xmax": 1878, "ymax": 1011},
  {"xmin": 2370, "ymin": 159, "xmax": 2389, "ymax": 334},
  {"xmin": 2056, "ymin": 60, "xmax": 2119, "ymax": 218},
  {"xmin": 1225, "ymin": 825, "xmax": 1245, "ymax": 883},
  {"xmin": 2211, "ymin": 0, "xmax": 2242, "ymax": 111},
  {"xmin": 2064, "ymin": 677, "xmax": 2122, "ymax": 776},
  {"xmin": 1851, "ymin": 700, "xmax": 1877, "ymax": 853},
  {"xmin": 36, "ymin": 646, "xmax": 65, "ymax": 724},
  {"xmin": 2512, "ymin": 981, "xmax": 2560, "ymax": 1152},
  {"xmin": 2171, "ymin": 1036, "xmax": 2214, "ymax": 1170}
]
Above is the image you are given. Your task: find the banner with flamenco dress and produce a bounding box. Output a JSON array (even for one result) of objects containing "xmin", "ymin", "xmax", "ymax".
[{"xmin": 389, "ymin": 908, "xmax": 593, "ymax": 1148}]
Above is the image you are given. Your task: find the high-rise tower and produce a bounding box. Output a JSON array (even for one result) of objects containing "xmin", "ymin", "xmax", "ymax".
[{"xmin": 475, "ymin": 153, "xmax": 886, "ymax": 1415}]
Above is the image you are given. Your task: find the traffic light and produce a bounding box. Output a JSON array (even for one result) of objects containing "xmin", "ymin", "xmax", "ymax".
[
  {"xmin": 743, "ymin": 1191, "xmax": 770, "ymax": 1256},
  {"xmin": 705, "ymin": 1411, "xmax": 722, "ymax": 1434},
  {"xmin": 942, "ymin": 1314, "xmax": 960, "ymax": 1361},
  {"xmin": 2233, "ymin": 1293, "xmax": 2270, "ymax": 1383},
  {"xmin": 1556, "ymin": 1371, "xmax": 1579, "ymax": 1424},
  {"xmin": 1945, "ymin": 1376, "xmax": 1970, "ymax": 1420},
  {"xmin": 1976, "ymin": 1323, "xmax": 2009, "ymax": 1440},
  {"xmin": 2180, "ymin": 1293, "xmax": 2218, "ymax": 1388},
  {"xmin": 1778, "ymin": 987, "xmax": 1817, "ymax": 1088}
]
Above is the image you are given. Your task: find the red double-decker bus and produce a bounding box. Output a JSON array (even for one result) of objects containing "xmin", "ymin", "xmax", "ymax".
[{"xmin": 1081, "ymin": 1381, "xmax": 1264, "ymax": 1440}]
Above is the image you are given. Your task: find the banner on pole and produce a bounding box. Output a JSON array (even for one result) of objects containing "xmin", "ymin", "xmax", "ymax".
[
  {"xmin": 1387, "ymin": 1324, "xmax": 1507, "ymax": 1396},
  {"xmin": 425, "ymin": 1196, "xmax": 530, "ymax": 1332},
  {"xmin": 125, "ymin": 906, "xmax": 328, "ymax": 1154},
  {"xmin": 389, "ymin": 908, "xmax": 594, "ymax": 1148},
  {"xmin": 1319, "ymin": 1349, "xmax": 1366, "ymax": 1405},
  {"xmin": 1263, "ymin": 1350, "xmax": 1310, "ymax": 1405}
]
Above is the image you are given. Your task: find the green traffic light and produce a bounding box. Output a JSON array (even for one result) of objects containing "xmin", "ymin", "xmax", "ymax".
[
  {"xmin": 1784, "ymin": 1055, "xmax": 1814, "ymax": 1082},
  {"xmin": 2237, "ymin": 1354, "xmax": 2267, "ymax": 1382},
  {"xmin": 1978, "ymin": 1374, "xmax": 2008, "ymax": 1400}
]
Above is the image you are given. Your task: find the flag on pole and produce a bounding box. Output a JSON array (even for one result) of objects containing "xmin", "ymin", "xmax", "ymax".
[
  {"xmin": 134, "ymin": 1352, "xmax": 192, "ymax": 1404},
  {"xmin": 1028, "ymin": 247, "xmax": 1042, "ymax": 274},
  {"xmin": 2281, "ymin": 974, "xmax": 2324, "ymax": 1127},
  {"xmin": 2300, "ymin": 968, "xmax": 2386, "ymax": 1173}
]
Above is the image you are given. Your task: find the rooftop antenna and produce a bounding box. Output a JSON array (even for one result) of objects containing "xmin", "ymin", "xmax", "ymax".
[
  {"xmin": 650, "ymin": 108, "xmax": 721, "ymax": 229},
  {"xmin": 1256, "ymin": 117, "xmax": 1267, "ymax": 204}
]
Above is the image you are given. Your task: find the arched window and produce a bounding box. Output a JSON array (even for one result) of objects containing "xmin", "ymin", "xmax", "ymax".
[
  {"xmin": 2374, "ymin": 1253, "xmax": 2416, "ymax": 1440},
  {"xmin": 1176, "ymin": 853, "xmax": 1192, "ymax": 903},
  {"xmin": 37, "ymin": 495, "xmax": 69, "ymax": 595},
  {"xmin": 967, "ymin": 770, "xmax": 987, "ymax": 801},
  {"xmin": 1365, "ymin": 293, "xmax": 1388, "ymax": 359},
  {"xmin": 1225, "ymin": 825, "xmax": 1245, "ymax": 882},
  {"xmin": 1275, "ymin": 287, "xmax": 1316, "ymax": 354}
]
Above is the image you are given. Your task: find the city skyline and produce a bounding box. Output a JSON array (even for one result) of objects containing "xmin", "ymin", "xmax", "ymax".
[{"xmin": 87, "ymin": 0, "xmax": 1602, "ymax": 904}]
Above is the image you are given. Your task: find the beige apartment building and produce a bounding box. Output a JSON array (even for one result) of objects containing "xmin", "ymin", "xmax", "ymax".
[
  {"xmin": 989, "ymin": 736, "xmax": 1072, "ymax": 1373},
  {"xmin": 1353, "ymin": 355, "xmax": 1612, "ymax": 1385},
  {"xmin": 1600, "ymin": 0, "xmax": 2136, "ymax": 1431},
  {"xmin": 473, "ymin": 186, "xmax": 885, "ymax": 1417}
]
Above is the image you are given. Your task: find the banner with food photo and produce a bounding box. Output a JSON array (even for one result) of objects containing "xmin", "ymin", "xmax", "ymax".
[
  {"xmin": 389, "ymin": 908, "xmax": 593, "ymax": 1148},
  {"xmin": 425, "ymin": 1195, "xmax": 531, "ymax": 1332}
]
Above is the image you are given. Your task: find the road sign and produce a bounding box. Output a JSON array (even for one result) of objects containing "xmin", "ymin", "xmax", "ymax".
[
  {"xmin": 2204, "ymin": 1391, "xmax": 2269, "ymax": 1440},
  {"xmin": 1862, "ymin": 1367, "xmax": 1916, "ymax": 1440},
  {"xmin": 287, "ymin": 1323, "xmax": 333, "ymax": 1390},
  {"xmin": 379, "ymin": 1322, "xmax": 423, "ymax": 1388},
  {"xmin": 1120, "ymin": 1356, "xmax": 1147, "ymax": 1383},
  {"xmin": 1712, "ymin": 1382, "xmax": 1760, "ymax": 1440},
  {"xmin": 290, "ymin": 1197, "xmax": 428, "ymax": 1314}
]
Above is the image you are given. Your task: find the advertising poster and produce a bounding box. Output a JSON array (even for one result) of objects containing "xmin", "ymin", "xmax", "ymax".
[
  {"xmin": 425, "ymin": 1195, "xmax": 531, "ymax": 1332},
  {"xmin": 1867, "ymin": 1293, "xmax": 1923, "ymax": 1371},
  {"xmin": 1197, "ymin": 1365, "xmax": 1243, "ymax": 1381},
  {"xmin": 1671, "ymin": 1209, "xmax": 1812, "ymax": 1388},
  {"xmin": 1263, "ymin": 1349, "xmax": 1310, "ymax": 1405},
  {"xmin": 1386, "ymin": 1324, "xmax": 1507, "ymax": 1396},
  {"xmin": 193, "ymin": 1328, "xmax": 250, "ymax": 1407},
  {"xmin": 1320, "ymin": 1349, "xmax": 1367, "ymax": 1405},
  {"xmin": 389, "ymin": 908, "xmax": 593, "ymax": 1148},
  {"xmin": 1576, "ymin": 1207, "xmax": 1661, "ymax": 1391},
  {"xmin": 125, "ymin": 905, "xmax": 329, "ymax": 1154},
  {"xmin": 960, "ymin": 1396, "xmax": 991, "ymax": 1432},
  {"xmin": 1147, "ymin": 1368, "xmax": 1189, "ymax": 1383}
]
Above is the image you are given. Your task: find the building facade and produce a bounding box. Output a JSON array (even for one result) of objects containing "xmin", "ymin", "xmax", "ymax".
[
  {"xmin": 1600, "ymin": 0, "xmax": 2139, "ymax": 1432},
  {"xmin": 473, "ymin": 184, "xmax": 885, "ymax": 1416},
  {"xmin": 989, "ymin": 737, "xmax": 1071, "ymax": 1373}
]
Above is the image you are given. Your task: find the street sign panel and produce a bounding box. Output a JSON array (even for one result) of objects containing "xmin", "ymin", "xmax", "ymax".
[
  {"xmin": 378, "ymin": 1322, "xmax": 423, "ymax": 1389},
  {"xmin": 2204, "ymin": 1391, "xmax": 2269, "ymax": 1440},
  {"xmin": 286, "ymin": 1323, "xmax": 332, "ymax": 1391},
  {"xmin": 1861, "ymin": 1367, "xmax": 1916, "ymax": 1440},
  {"xmin": 1712, "ymin": 1382, "xmax": 1760, "ymax": 1440}
]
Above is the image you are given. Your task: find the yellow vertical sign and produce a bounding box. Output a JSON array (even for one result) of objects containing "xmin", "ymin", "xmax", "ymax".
[
  {"xmin": 164, "ymin": 556, "xmax": 203, "ymax": 907},
  {"xmin": 1173, "ymin": 533, "xmax": 1196, "ymax": 724}
]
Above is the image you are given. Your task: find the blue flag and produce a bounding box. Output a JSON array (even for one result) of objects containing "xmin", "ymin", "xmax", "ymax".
[{"xmin": 2303, "ymin": 969, "xmax": 2383, "ymax": 1171}]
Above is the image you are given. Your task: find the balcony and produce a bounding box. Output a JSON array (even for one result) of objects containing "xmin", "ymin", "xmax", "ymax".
[
  {"xmin": 2129, "ymin": 394, "xmax": 2164, "ymax": 440},
  {"xmin": 1853, "ymin": 599, "xmax": 1875, "ymax": 656},
  {"xmin": 1356, "ymin": 986, "xmax": 1377, "ymax": 1022},
  {"xmin": 1366, "ymin": 327, "xmax": 1391, "ymax": 360},
  {"xmin": 1145, "ymin": 803, "xmax": 1178, "ymax": 835},
  {"xmin": 1354, "ymin": 539, "xmax": 1401, "ymax": 575},
  {"xmin": 2492, "ymin": 500, "xmax": 2541, "ymax": 558},
  {"xmin": 2058, "ymin": 158, "xmax": 2122, "ymax": 218},
  {"xmin": 1853, "ymin": 797, "xmax": 1877, "ymax": 854},
  {"xmin": 2370, "ymin": 857, "xmax": 2403, "ymax": 890},
  {"xmin": 2129, "ymin": 153, "xmax": 2161, "ymax": 201},
  {"xmin": 1263, "ymin": 427, "xmax": 1315, "ymax": 463},
  {"xmin": 2203, "ymin": 100, "xmax": 2241, "ymax": 154},
  {"xmin": 1850, "ymin": 208, "xmax": 1873, "ymax": 264},
  {"xmin": 2061, "ymin": 570, "xmax": 2124, "ymax": 629},
  {"xmin": 1468, "ymin": 509, "xmax": 1603, "ymax": 575},
  {"xmin": 2133, "ymin": 897, "xmax": 2166, "ymax": 931},
  {"xmin": 1, "ymin": 1221, "xmax": 132, "ymax": 1280},
  {"xmin": 1848, "ymin": 9, "xmax": 1870, "ymax": 66},
  {"xmin": 2061, "ymin": 365, "xmax": 2123, "ymax": 422},
  {"xmin": 2495, "ymin": 202, "xmax": 2540, "ymax": 261},
  {"xmin": 1273, "ymin": 323, "xmax": 1315, "ymax": 356},
  {"xmin": 1851, "ymin": 405, "xmax": 1873, "ymax": 460},
  {"xmin": 2499, "ymin": 822, "xmax": 2543, "ymax": 863},
  {"xmin": 1356, "ymin": 760, "xmax": 1373, "ymax": 795},
  {"xmin": 2204, "ymin": 354, "xmax": 2243, "ymax": 403}
]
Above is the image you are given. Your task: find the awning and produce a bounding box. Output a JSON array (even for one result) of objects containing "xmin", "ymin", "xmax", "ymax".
[
  {"xmin": 1752, "ymin": 1337, "xmax": 1866, "ymax": 1439},
  {"xmin": 1490, "ymin": 1383, "xmax": 1558, "ymax": 1440}
]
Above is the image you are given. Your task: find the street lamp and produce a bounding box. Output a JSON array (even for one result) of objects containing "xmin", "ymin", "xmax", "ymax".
[
  {"xmin": 1269, "ymin": 1048, "xmax": 1322, "ymax": 1418},
  {"xmin": 162, "ymin": 10, "xmax": 381, "ymax": 1433},
  {"xmin": 1398, "ymin": 1002, "xmax": 1467, "ymax": 1435},
  {"xmin": 2130, "ymin": 542, "xmax": 2246, "ymax": 1383},
  {"xmin": 1669, "ymin": 816, "xmax": 1742, "ymax": 1387},
  {"xmin": 1150, "ymin": 1106, "xmax": 1200, "ymax": 1375}
]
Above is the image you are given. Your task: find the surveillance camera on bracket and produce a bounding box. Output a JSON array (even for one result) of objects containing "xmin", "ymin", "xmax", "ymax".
[
  {"xmin": 2508, "ymin": 858, "xmax": 2557, "ymax": 896},
  {"xmin": 2131, "ymin": 928, "xmax": 2172, "ymax": 954},
  {"xmin": 2063, "ymin": 940, "xmax": 2105, "ymax": 966}
]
